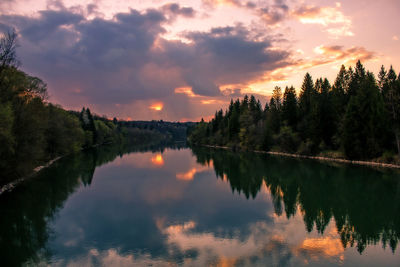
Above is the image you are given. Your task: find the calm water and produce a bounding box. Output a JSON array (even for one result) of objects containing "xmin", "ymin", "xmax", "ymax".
[{"xmin": 1, "ymin": 144, "xmax": 400, "ymax": 266}]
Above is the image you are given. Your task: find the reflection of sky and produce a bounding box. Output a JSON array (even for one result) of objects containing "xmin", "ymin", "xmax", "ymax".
[{"xmin": 47, "ymin": 148, "xmax": 400, "ymax": 266}]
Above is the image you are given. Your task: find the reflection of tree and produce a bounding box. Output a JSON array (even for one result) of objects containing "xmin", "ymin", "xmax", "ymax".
[
  {"xmin": 191, "ymin": 146, "xmax": 400, "ymax": 254},
  {"xmin": 0, "ymin": 142, "xmax": 186, "ymax": 266},
  {"xmin": 194, "ymin": 147, "xmax": 264, "ymax": 199}
]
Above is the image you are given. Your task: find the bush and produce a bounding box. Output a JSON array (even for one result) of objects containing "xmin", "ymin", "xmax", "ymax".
[
  {"xmin": 275, "ymin": 126, "xmax": 300, "ymax": 153},
  {"xmin": 377, "ymin": 151, "xmax": 396, "ymax": 164},
  {"xmin": 297, "ymin": 139, "xmax": 314, "ymax": 155}
]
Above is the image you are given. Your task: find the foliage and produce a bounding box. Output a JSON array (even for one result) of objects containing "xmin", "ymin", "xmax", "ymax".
[
  {"xmin": 0, "ymin": 31, "xmax": 191, "ymax": 184},
  {"xmin": 188, "ymin": 61, "xmax": 398, "ymax": 162}
]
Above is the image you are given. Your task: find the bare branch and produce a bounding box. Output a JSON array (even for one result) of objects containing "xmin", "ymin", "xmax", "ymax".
[{"xmin": 0, "ymin": 29, "xmax": 20, "ymax": 70}]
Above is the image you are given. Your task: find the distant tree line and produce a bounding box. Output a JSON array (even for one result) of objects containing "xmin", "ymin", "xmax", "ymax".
[
  {"xmin": 119, "ymin": 120, "xmax": 195, "ymax": 142},
  {"xmin": 188, "ymin": 61, "xmax": 400, "ymax": 162}
]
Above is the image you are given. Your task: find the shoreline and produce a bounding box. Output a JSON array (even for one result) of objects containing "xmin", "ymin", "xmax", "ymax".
[
  {"xmin": 0, "ymin": 142, "xmax": 116, "ymax": 196},
  {"xmin": 0, "ymin": 156, "xmax": 63, "ymax": 196},
  {"xmin": 202, "ymin": 145, "xmax": 400, "ymax": 169}
]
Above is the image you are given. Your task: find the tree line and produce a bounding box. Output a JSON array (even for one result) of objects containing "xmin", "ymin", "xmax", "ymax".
[
  {"xmin": 0, "ymin": 31, "xmax": 175, "ymax": 184},
  {"xmin": 188, "ymin": 61, "xmax": 400, "ymax": 162}
]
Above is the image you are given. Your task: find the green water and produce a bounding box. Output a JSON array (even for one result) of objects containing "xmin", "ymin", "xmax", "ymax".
[{"xmin": 1, "ymin": 144, "xmax": 399, "ymax": 266}]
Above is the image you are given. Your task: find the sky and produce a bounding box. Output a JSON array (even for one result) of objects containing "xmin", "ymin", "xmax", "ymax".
[{"xmin": 0, "ymin": 0, "xmax": 399, "ymax": 121}]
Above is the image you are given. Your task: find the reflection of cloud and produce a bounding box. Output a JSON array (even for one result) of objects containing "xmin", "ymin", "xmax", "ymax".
[
  {"xmin": 298, "ymin": 237, "xmax": 344, "ymax": 258},
  {"xmin": 113, "ymin": 151, "xmax": 162, "ymax": 169},
  {"xmin": 176, "ymin": 163, "xmax": 212, "ymax": 181},
  {"xmin": 53, "ymin": 214, "xmax": 349, "ymax": 266},
  {"xmin": 176, "ymin": 168, "xmax": 198, "ymax": 181},
  {"xmin": 151, "ymin": 154, "xmax": 164, "ymax": 166},
  {"xmin": 57, "ymin": 248, "xmax": 167, "ymax": 267},
  {"xmin": 159, "ymin": 220, "xmax": 263, "ymax": 266},
  {"xmin": 155, "ymin": 219, "xmax": 319, "ymax": 266}
]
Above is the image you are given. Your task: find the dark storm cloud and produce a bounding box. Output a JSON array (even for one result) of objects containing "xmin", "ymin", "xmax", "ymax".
[
  {"xmin": 0, "ymin": 4, "xmax": 291, "ymax": 107},
  {"xmin": 257, "ymin": 0, "xmax": 289, "ymax": 25},
  {"xmin": 15, "ymin": 10, "xmax": 84, "ymax": 43},
  {"xmin": 176, "ymin": 25, "xmax": 290, "ymax": 95}
]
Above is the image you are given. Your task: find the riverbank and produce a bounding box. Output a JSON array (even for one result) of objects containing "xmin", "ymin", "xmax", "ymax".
[
  {"xmin": 0, "ymin": 156, "xmax": 63, "ymax": 196},
  {"xmin": 202, "ymin": 145, "xmax": 400, "ymax": 169},
  {"xmin": 0, "ymin": 140, "xmax": 121, "ymax": 196}
]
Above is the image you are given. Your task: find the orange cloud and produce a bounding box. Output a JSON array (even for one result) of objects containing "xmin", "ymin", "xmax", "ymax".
[
  {"xmin": 202, "ymin": 0, "xmax": 241, "ymax": 8},
  {"xmin": 292, "ymin": 4, "xmax": 353, "ymax": 38},
  {"xmin": 174, "ymin": 87, "xmax": 197, "ymax": 97},
  {"xmin": 201, "ymin": 99, "xmax": 226, "ymax": 105},
  {"xmin": 312, "ymin": 45, "xmax": 376, "ymax": 65},
  {"xmin": 276, "ymin": 45, "xmax": 376, "ymax": 74},
  {"xmin": 149, "ymin": 102, "xmax": 164, "ymax": 111},
  {"xmin": 242, "ymin": 44, "xmax": 377, "ymax": 96}
]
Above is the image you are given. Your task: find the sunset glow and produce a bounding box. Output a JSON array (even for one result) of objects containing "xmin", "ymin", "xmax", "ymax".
[
  {"xmin": 176, "ymin": 168, "xmax": 197, "ymax": 181},
  {"xmin": 149, "ymin": 103, "xmax": 164, "ymax": 111},
  {"xmin": 299, "ymin": 237, "xmax": 344, "ymax": 258},
  {"xmin": 151, "ymin": 154, "xmax": 164, "ymax": 166},
  {"xmin": 0, "ymin": 0, "xmax": 398, "ymax": 121}
]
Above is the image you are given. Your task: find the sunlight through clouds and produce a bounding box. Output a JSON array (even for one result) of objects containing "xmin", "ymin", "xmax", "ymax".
[
  {"xmin": 149, "ymin": 102, "xmax": 164, "ymax": 111},
  {"xmin": 0, "ymin": 0, "xmax": 398, "ymax": 121},
  {"xmin": 292, "ymin": 2, "xmax": 354, "ymax": 38}
]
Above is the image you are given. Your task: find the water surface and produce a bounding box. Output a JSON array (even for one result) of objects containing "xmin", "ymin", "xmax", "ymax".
[{"xmin": 1, "ymin": 145, "xmax": 399, "ymax": 266}]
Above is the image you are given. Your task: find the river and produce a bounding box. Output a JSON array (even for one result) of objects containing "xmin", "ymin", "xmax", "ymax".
[{"xmin": 1, "ymin": 144, "xmax": 399, "ymax": 266}]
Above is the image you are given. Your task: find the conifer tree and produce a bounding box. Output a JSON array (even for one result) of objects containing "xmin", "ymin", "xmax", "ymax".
[
  {"xmin": 299, "ymin": 73, "xmax": 315, "ymax": 118},
  {"xmin": 331, "ymin": 65, "xmax": 349, "ymax": 142},
  {"xmin": 298, "ymin": 73, "xmax": 317, "ymax": 142},
  {"xmin": 381, "ymin": 66, "xmax": 400, "ymax": 156},
  {"xmin": 343, "ymin": 72, "xmax": 386, "ymax": 159},
  {"xmin": 282, "ymin": 86, "xmax": 298, "ymax": 130},
  {"xmin": 268, "ymin": 87, "xmax": 282, "ymax": 134}
]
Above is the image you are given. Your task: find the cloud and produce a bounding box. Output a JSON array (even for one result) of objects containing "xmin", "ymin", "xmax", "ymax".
[
  {"xmin": 203, "ymin": 0, "xmax": 289, "ymax": 26},
  {"xmin": 312, "ymin": 45, "xmax": 376, "ymax": 65},
  {"xmin": 275, "ymin": 44, "xmax": 376, "ymax": 76},
  {"xmin": 202, "ymin": 0, "xmax": 242, "ymax": 8},
  {"xmin": 0, "ymin": 4, "xmax": 291, "ymax": 118},
  {"xmin": 248, "ymin": 44, "xmax": 377, "ymax": 87},
  {"xmin": 161, "ymin": 3, "xmax": 196, "ymax": 19},
  {"xmin": 177, "ymin": 24, "xmax": 290, "ymax": 95},
  {"xmin": 292, "ymin": 4, "xmax": 353, "ymax": 38},
  {"xmin": 257, "ymin": 0, "xmax": 289, "ymax": 25}
]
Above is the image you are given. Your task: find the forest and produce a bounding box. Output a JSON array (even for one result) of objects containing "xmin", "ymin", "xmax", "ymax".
[
  {"xmin": 0, "ymin": 31, "xmax": 181, "ymax": 184},
  {"xmin": 188, "ymin": 61, "xmax": 400, "ymax": 163}
]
